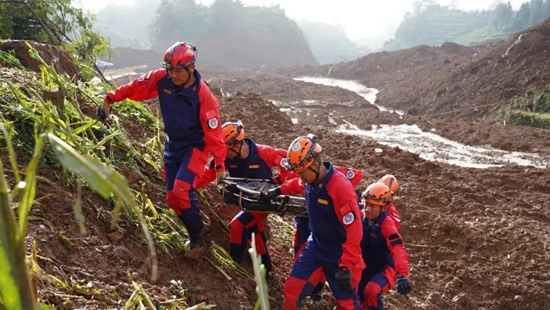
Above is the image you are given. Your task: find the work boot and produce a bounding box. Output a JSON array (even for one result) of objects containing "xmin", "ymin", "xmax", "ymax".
[
  {"xmin": 186, "ymin": 223, "xmax": 212, "ymax": 250},
  {"xmin": 265, "ymin": 270, "xmax": 274, "ymax": 282},
  {"xmin": 189, "ymin": 239, "xmax": 201, "ymax": 250}
]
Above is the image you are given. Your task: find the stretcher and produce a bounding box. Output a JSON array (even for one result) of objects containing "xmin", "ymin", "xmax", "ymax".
[{"xmin": 219, "ymin": 177, "xmax": 307, "ymax": 217}]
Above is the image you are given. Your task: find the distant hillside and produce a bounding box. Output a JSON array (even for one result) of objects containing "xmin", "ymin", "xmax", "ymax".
[
  {"xmin": 384, "ymin": 0, "xmax": 550, "ymax": 51},
  {"xmin": 94, "ymin": 0, "xmax": 158, "ymax": 49},
  {"xmin": 295, "ymin": 20, "xmax": 371, "ymax": 64},
  {"xmin": 148, "ymin": 0, "xmax": 317, "ymax": 69}
]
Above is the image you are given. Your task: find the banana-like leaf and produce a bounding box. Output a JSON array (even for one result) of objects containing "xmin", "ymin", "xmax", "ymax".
[
  {"xmin": 47, "ymin": 132, "xmax": 158, "ymax": 282},
  {"xmin": 0, "ymin": 161, "xmax": 35, "ymax": 310},
  {"xmin": 47, "ymin": 133, "xmax": 132, "ymax": 202}
]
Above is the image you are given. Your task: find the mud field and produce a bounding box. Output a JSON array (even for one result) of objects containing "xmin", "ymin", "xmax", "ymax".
[{"xmin": 13, "ymin": 19, "xmax": 550, "ymax": 310}]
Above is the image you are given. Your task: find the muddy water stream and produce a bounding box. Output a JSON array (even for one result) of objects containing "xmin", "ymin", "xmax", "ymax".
[{"xmin": 294, "ymin": 77, "xmax": 549, "ymax": 168}]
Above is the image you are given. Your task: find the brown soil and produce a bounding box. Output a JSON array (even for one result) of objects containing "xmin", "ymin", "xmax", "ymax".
[
  {"xmin": 10, "ymin": 73, "xmax": 550, "ymax": 310},
  {"xmin": 1, "ymin": 40, "xmax": 79, "ymax": 78},
  {"xmin": 8, "ymin": 18, "xmax": 550, "ymax": 310}
]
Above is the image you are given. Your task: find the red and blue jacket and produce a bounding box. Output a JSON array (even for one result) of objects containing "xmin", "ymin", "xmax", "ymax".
[
  {"xmin": 280, "ymin": 162, "xmax": 365, "ymax": 271},
  {"xmin": 226, "ymin": 138, "xmax": 294, "ymax": 183},
  {"xmin": 104, "ymin": 69, "xmax": 226, "ymax": 169},
  {"xmin": 361, "ymin": 211, "xmax": 409, "ymax": 277},
  {"xmin": 196, "ymin": 138, "xmax": 294, "ymax": 187},
  {"xmin": 293, "ymin": 166, "xmax": 363, "ymax": 250},
  {"xmin": 386, "ymin": 203, "xmax": 401, "ymax": 229}
]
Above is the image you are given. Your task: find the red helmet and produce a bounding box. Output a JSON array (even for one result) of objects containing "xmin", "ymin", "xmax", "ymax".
[{"xmin": 163, "ymin": 42, "xmax": 197, "ymax": 70}]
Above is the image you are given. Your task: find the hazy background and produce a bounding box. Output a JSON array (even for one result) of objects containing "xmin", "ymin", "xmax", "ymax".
[
  {"xmin": 71, "ymin": 0, "xmax": 550, "ymax": 67},
  {"xmin": 78, "ymin": 0, "xmax": 530, "ymax": 48}
]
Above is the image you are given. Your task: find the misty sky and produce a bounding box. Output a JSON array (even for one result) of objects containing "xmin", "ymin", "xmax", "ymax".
[{"xmin": 79, "ymin": 0, "xmax": 530, "ymax": 43}]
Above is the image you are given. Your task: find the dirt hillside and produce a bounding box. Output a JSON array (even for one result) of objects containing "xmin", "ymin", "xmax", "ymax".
[
  {"xmin": 4, "ymin": 17, "xmax": 550, "ymax": 310},
  {"xmin": 5, "ymin": 72, "xmax": 549, "ymax": 310},
  {"xmin": 285, "ymin": 18, "xmax": 550, "ymax": 123}
]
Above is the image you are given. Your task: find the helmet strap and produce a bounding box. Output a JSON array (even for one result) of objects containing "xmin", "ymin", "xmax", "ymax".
[
  {"xmin": 228, "ymin": 140, "xmax": 244, "ymax": 158},
  {"xmin": 307, "ymin": 164, "xmax": 321, "ymax": 184},
  {"xmin": 183, "ymin": 67, "xmax": 192, "ymax": 86}
]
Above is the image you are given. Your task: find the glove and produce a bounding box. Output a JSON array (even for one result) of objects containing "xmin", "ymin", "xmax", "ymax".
[
  {"xmin": 259, "ymin": 187, "xmax": 281, "ymax": 203},
  {"xmin": 215, "ymin": 171, "xmax": 227, "ymax": 185},
  {"xmin": 335, "ymin": 267, "xmax": 352, "ymax": 291},
  {"xmin": 395, "ymin": 274, "xmax": 411, "ymax": 295},
  {"xmin": 97, "ymin": 96, "xmax": 112, "ymax": 121}
]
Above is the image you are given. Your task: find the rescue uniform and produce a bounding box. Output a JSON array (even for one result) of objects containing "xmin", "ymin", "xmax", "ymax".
[
  {"xmin": 281, "ymin": 162, "xmax": 365, "ymax": 309},
  {"xmin": 196, "ymin": 138, "xmax": 292, "ymax": 272},
  {"xmin": 104, "ymin": 69, "xmax": 226, "ymax": 246},
  {"xmin": 385, "ymin": 203, "xmax": 401, "ymax": 230},
  {"xmin": 292, "ymin": 167, "xmax": 363, "ymax": 297},
  {"xmin": 226, "ymin": 139, "xmax": 292, "ymax": 272},
  {"xmin": 358, "ymin": 211, "xmax": 409, "ymax": 310}
]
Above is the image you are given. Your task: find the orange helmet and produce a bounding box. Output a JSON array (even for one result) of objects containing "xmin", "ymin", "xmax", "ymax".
[
  {"xmin": 362, "ymin": 183, "xmax": 392, "ymax": 206},
  {"xmin": 379, "ymin": 174, "xmax": 399, "ymax": 196},
  {"xmin": 222, "ymin": 120, "xmax": 244, "ymax": 146},
  {"xmin": 283, "ymin": 134, "xmax": 322, "ymax": 172},
  {"xmin": 163, "ymin": 42, "xmax": 197, "ymax": 70}
]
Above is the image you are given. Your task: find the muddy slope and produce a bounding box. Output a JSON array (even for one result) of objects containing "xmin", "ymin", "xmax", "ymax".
[
  {"xmin": 10, "ymin": 86, "xmax": 549, "ymax": 310},
  {"xmin": 219, "ymin": 93, "xmax": 550, "ymax": 310}
]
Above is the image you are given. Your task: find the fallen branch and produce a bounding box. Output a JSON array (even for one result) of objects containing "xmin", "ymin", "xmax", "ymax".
[{"xmin": 204, "ymin": 257, "xmax": 232, "ymax": 281}]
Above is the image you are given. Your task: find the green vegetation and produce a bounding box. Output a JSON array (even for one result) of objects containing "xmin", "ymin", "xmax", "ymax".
[
  {"xmin": 0, "ymin": 0, "xmax": 110, "ymax": 79},
  {"xmin": 495, "ymin": 85, "xmax": 550, "ymax": 128},
  {"xmin": 94, "ymin": 0, "xmax": 159, "ymax": 48},
  {"xmin": 0, "ymin": 43, "xmax": 268, "ymax": 309},
  {"xmin": 148, "ymin": 0, "xmax": 306, "ymax": 47},
  {"xmin": 384, "ymin": 0, "xmax": 550, "ymax": 51}
]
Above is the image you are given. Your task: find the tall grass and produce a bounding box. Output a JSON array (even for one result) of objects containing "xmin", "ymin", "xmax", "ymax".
[
  {"xmin": 0, "ymin": 43, "xmax": 268, "ymax": 309},
  {"xmin": 495, "ymin": 84, "xmax": 550, "ymax": 128}
]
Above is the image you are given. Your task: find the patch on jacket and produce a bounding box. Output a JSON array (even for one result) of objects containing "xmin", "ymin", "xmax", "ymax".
[
  {"xmin": 271, "ymin": 166, "xmax": 280, "ymax": 178},
  {"xmin": 318, "ymin": 198, "xmax": 328, "ymax": 205},
  {"xmin": 248, "ymin": 164, "xmax": 259, "ymax": 169},
  {"xmin": 346, "ymin": 169, "xmax": 355, "ymax": 179},
  {"xmin": 163, "ymin": 89, "xmax": 172, "ymax": 94},
  {"xmin": 343, "ymin": 212, "xmax": 355, "ymax": 225},
  {"xmin": 137, "ymin": 71, "xmax": 152, "ymax": 83},
  {"xmin": 207, "ymin": 118, "xmax": 219, "ymax": 129}
]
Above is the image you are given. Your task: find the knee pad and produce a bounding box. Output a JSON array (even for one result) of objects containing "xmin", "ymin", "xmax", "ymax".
[{"xmin": 230, "ymin": 218, "xmax": 246, "ymax": 244}]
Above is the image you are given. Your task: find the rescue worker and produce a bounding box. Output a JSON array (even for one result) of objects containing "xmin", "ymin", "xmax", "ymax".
[
  {"xmin": 378, "ymin": 175, "xmax": 401, "ymax": 229},
  {"xmin": 97, "ymin": 42, "xmax": 226, "ymax": 250},
  {"xmin": 197, "ymin": 120, "xmax": 293, "ymax": 277},
  {"xmin": 293, "ymin": 166, "xmax": 363, "ymax": 301},
  {"xmin": 261, "ymin": 134, "xmax": 365, "ymax": 309},
  {"xmin": 359, "ymin": 183, "xmax": 411, "ymax": 310}
]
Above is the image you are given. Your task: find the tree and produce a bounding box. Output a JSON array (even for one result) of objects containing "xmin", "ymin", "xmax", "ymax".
[
  {"xmin": 513, "ymin": 2, "xmax": 531, "ymax": 32},
  {"xmin": 412, "ymin": 0, "xmax": 437, "ymax": 15},
  {"xmin": 529, "ymin": 0, "xmax": 546, "ymax": 25},
  {"xmin": 0, "ymin": 0, "xmax": 110, "ymax": 79},
  {"xmin": 210, "ymin": 0, "xmax": 245, "ymax": 31},
  {"xmin": 148, "ymin": 0, "xmax": 208, "ymax": 47},
  {"xmin": 95, "ymin": 0, "xmax": 159, "ymax": 48},
  {"xmin": 491, "ymin": 2, "xmax": 513, "ymax": 31},
  {"xmin": 543, "ymin": 0, "xmax": 550, "ymax": 20}
]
